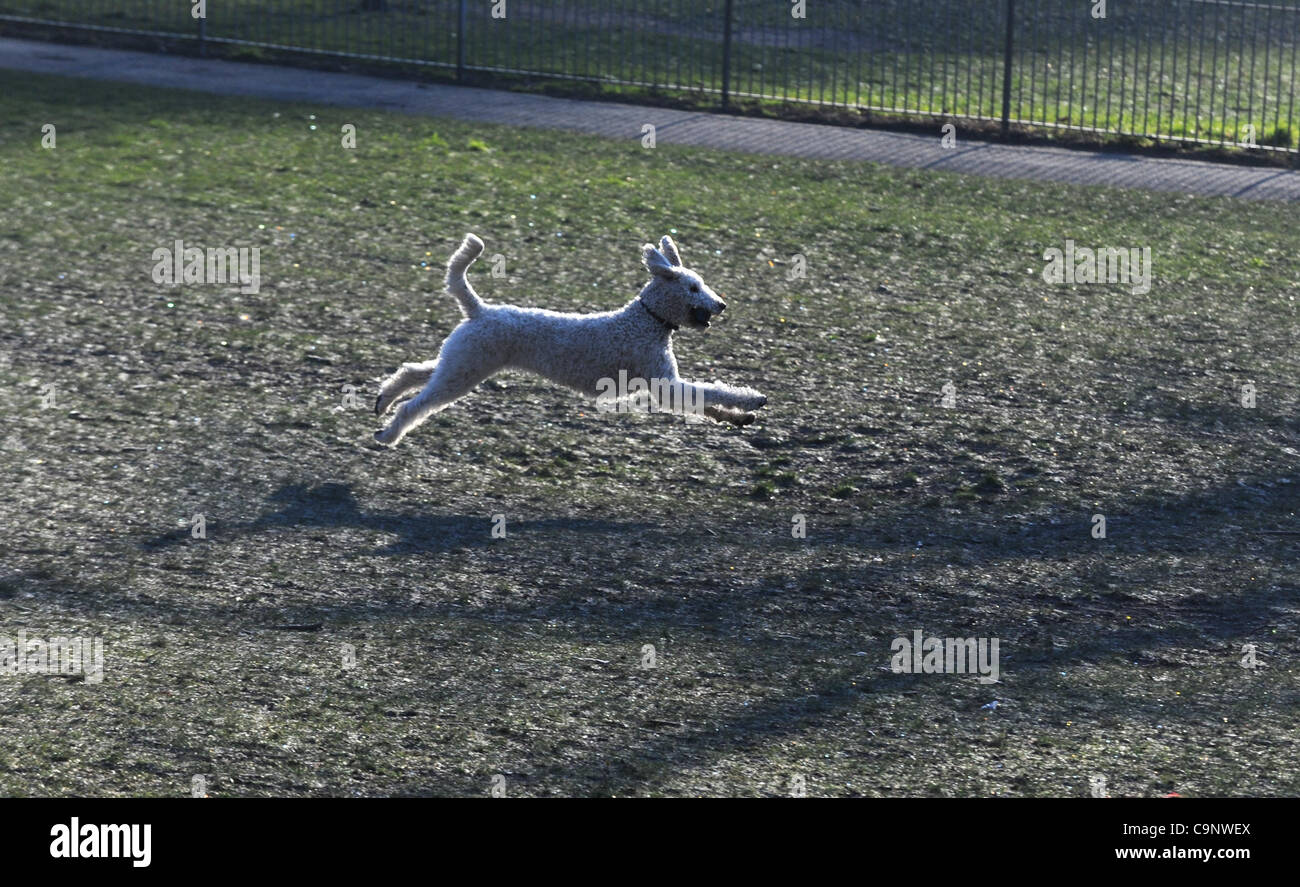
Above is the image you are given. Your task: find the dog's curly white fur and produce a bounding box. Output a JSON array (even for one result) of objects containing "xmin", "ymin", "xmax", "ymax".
[{"xmin": 374, "ymin": 233, "xmax": 767, "ymax": 446}]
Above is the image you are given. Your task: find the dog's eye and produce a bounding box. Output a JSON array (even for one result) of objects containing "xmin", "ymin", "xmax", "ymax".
[{"xmin": 690, "ymin": 285, "xmax": 699, "ymax": 292}]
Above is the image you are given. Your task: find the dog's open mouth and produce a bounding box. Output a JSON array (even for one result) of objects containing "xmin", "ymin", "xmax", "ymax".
[{"xmin": 691, "ymin": 307, "xmax": 712, "ymax": 327}]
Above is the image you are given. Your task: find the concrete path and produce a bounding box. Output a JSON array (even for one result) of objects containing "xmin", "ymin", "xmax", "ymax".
[{"xmin": 2, "ymin": 36, "xmax": 1298, "ymax": 201}]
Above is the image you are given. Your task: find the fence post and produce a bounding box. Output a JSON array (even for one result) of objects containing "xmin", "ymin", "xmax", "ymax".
[
  {"xmin": 721, "ymin": 0, "xmax": 734, "ymax": 110},
  {"xmin": 1000, "ymin": 0, "xmax": 1014, "ymax": 134},
  {"xmin": 457, "ymin": 0, "xmax": 467, "ymax": 81}
]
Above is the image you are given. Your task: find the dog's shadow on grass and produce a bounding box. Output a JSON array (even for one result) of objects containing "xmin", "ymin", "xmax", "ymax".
[{"xmin": 140, "ymin": 481, "xmax": 658, "ymax": 556}]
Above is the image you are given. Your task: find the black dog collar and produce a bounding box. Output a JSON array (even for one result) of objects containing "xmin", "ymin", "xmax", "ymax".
[{"xmin": 638, "ymin": 298, "xmax": 678, "ymax": 331}]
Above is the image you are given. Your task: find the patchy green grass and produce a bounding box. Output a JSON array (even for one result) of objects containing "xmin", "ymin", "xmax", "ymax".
[{"xmin": 0, "ymin": 69, "xmax": 1298, "ymax": 797}]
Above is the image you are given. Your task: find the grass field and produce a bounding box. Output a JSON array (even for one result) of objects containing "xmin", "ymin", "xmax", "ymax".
[
  {"xmin": 1, "ymin": 69, "xmax": 1299, "ymax": 797},
  {"xmin": 2, "ymin": 0, "xmax": 1298, "ymax": 151}
]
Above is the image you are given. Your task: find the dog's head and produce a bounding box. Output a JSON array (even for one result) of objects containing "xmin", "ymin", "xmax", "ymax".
[{"xmin": 639, "ymin": 235, "xmax": 726, "ymax": 330}]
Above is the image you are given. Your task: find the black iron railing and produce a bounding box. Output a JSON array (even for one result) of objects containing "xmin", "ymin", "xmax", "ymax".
[{"xmin": 2, "ymin": 1, "xmax": 1296, "ymax": 152}]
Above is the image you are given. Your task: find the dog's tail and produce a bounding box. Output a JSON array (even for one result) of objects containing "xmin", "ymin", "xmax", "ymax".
[{"xmin": 445, "ymin": 233, "xmax": 486, "ymax": 319}]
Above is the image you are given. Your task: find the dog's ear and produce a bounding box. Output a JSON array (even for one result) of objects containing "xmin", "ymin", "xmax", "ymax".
[
  {"xmin": 642, "ymin": 243, "xmax": 678, "ymax": 279},
  {"xmin": 658, "ymin": 235, "xmax": 682, "ymax": 267}
]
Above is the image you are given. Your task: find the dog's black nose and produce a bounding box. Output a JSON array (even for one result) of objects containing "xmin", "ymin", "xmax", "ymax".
[{"xmin": 717, "ymin": 302, "xmax": 726, "ymax": 312}]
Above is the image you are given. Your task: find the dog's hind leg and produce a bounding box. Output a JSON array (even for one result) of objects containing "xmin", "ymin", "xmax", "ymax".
[
  {"xmin": 373, "ymin": 355, "xmax": 494, "ymax": 446},
  {"xmin": 376, "ymin": 360, "xmax": 438, "ymax": 416}
]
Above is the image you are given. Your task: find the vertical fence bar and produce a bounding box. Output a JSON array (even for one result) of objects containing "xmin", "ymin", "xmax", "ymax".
[
  {"xmin": 978, "ymin": 1, "xmax": 989, "ymax": 120},
  {"xmin": 457, "ymin": 0, "xmax": 466, "ymax": 81},
  {"xmin": 721, "ymin": 0, "xmax": 733, "ymax": 109},
  {"xmin": 1246, "ymin": 0, "xmax": 1261, "ymax": 146},
  {"xmin": 1181, "ymin": 0, "xmax": 1194, "ymax": 141},
  {"xmin": 1267, "ymin": 2, "xmax": 1279, "ymax": 145},
  {"xmin": 1288, "ymin": 7, "xmax": 1299, "ymax": 157},
  {"xmin": 1001, "ymin": 0, "xmax": 1014, "ymax": 133},
  {"xmin": 1234, "ymin": 2, "xmax": 1247, "ymax": 144}
]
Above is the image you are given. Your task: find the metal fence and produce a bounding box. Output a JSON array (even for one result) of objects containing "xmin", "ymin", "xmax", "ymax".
[{"xmin": 2, "ymin": 1, "xmax": 1297, "ymax": 152}]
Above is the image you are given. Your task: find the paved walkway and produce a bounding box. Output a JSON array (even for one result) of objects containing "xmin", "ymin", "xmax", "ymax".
[{"xmin": 3, "ymin": 36, "xmax": 1299, "ymax": 201}]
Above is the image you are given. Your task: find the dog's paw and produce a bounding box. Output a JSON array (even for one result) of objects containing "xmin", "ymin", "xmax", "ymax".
[
  {"xmin": 373, "ymin": 428, "xmax": 397, "ymax": 447},
  {"xmin": 706, "ymin": 406, "xmax": 757, "ymax": 426}
]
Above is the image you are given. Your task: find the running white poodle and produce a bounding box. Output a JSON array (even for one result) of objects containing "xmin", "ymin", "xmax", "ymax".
[{"xmin": 373, "ymin": 233, "xmax": 767, "ymax": 446}]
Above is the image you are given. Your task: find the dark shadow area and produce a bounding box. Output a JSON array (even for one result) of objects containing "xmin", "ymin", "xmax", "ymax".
[
  {"xmin": 6, "ymin": 460, "xmax": 1295, "ymax": 794},
  {"xmin": 141, "ymin": 480, "xmax": 660, "ymax": 557}
]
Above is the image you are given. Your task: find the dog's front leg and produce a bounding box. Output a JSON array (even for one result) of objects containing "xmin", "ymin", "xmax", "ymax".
[
  {"xmin": 665, "ymin": 379, "xmax": 766, "ymax": 425},
  {"xmin": 677, "ymin": 379, "xmax": 767, "ymax": 414}
]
